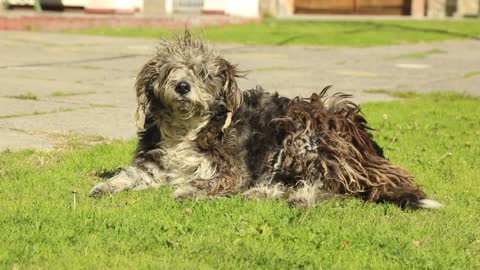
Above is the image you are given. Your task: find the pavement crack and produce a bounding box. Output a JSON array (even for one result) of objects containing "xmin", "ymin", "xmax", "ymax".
[
  {"xmin": 0, "ymin": 107, "xmax": 91, "ymax": 119},
  {"xmin": 0, "ymin": 54, "xmax": 148, "ymax": 69}
]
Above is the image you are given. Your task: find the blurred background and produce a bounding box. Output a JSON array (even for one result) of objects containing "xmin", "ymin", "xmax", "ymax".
[{"xmin": 1, "ymin": 0, "xmax": 479, "ymax": 18}]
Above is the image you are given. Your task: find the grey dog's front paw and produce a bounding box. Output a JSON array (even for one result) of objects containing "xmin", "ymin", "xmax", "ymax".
[
  {"xmin": 89, "ymin": 182, "xmax": 110, "ymax": 197},
  {"xmin": 173, "ymin": 185, "xmax": 208, "ymax": 200}
]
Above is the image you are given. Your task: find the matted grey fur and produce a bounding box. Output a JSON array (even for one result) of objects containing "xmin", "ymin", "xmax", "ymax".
[{"xmin": 89, "ymin": 31, "xmax": 442, "ymax": 209}]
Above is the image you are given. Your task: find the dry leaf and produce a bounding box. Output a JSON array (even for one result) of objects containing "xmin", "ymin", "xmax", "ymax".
[{"xmin": 413, "ymin": 238, "xmax": 431, "ymax": 247}]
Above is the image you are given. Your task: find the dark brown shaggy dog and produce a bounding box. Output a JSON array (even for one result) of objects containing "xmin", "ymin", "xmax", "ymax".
[{"xmin": 89, "ymin": 32, "xmax": 442, "ymax": 209}]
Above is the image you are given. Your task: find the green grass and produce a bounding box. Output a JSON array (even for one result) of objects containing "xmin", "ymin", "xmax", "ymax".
[
  {"xmin": 1, "ymin": 93, "xmax": 479, "ymax": 269},
  {"xmin": 69, "ymin": 19, "xmax": 480, "ymax": 47}
]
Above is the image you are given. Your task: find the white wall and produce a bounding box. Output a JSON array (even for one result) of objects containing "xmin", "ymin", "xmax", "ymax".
[
  {"xmin": 203, "ymin": 0, "xmax": 226, "ymax": 11},
  {"xmin": 84, "ymin": 0, "xmax": 142, "ymax": 10},
  {"xmin": 202, "ymin": 0, "xmax": 261, "ymax": 17},
  {"xmin": 225, "ymin": 0, "xmax": 259, "ymax": 17},
  {"xmin": 5, "ymin": 0, "xmax": 34, "ymax": 5},
  {"xmin": 62, "ymin": 0, "xmax": 86, "ymax": 6}
]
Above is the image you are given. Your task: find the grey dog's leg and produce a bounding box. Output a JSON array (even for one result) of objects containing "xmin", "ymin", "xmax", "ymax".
[
  {"xmin": 287, "ymin": 182, "xmax": 333, "ymax": 208},
  {"xmin": 89, "ymin": 166, "xmax": 160, "ymax": 197},
  {"xmin": 173, "ymin": 185, "xmax": 209, "ymax": 200},
  {"xmin": 242, "ymin": 183, "xmax": 286, "ymax": 200},
  {"xmin": 173, "ymin": 178, "xmax": 241, "ymax": 200},
  {"xmin": 173, "ymin": 179, "xmax": 216, "ymax": 200}
]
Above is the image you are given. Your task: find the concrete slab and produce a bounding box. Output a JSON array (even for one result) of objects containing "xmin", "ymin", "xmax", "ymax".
[
  {"xmin": 0, "ymin": 127, "xmax": 54, "ymax": 151},
  {"xmin": 222, "ymin": 40, "xmax": 480, "ymax": 97},
  {"xmin": 0, "ymin": 97, "xmax": 84, "ymax": 117},
  {"xmin": 43, "ymin": 91, "xmax": 136, "ymax": 108},
  {"xmin": 0, "ymin": 31, "xmax": 479, "ymax": 152},
  {"xmin": 0, "ymin": 107, "xmax": 137, "ymax": 140}
]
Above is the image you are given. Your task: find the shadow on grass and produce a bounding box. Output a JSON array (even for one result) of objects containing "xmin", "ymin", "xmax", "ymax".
[{"xmin": 95, "ymin": 168, "xmax": 122, "ymax": 179}]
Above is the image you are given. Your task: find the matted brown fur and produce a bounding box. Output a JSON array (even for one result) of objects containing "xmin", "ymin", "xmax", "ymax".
[{"xmin": 272, "ymin": 87, "xmax": 426, "ymax": 208}]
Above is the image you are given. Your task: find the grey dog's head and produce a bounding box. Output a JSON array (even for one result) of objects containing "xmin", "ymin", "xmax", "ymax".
[{"xmin": 135, "ymin": 31, "xmax": 242, "ymax": 130}]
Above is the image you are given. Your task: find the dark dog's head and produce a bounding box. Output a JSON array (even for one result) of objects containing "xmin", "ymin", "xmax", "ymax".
[{"xmin": 135, "ymin": 31, "xmax": 243, "ymax": 130}]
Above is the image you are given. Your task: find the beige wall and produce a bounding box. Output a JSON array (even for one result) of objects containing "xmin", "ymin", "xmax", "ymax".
[
  {"xmin": 456, "ymin": 0, "xmax": 480, "ymax": 17},
  {"xmin": 411, "ymin": 0, "xmax": 426, "ymax": 17},
  {"xmin": 259, "ymin": 0, "xmax": 294, "ymax": 17},
  {"xmin": 143, "ymin": 0, "xmax": 166, "ymax": 14},
  {"xmin": 427, "ymin": 0, "xmax": 446, "ymax": 17},
  {"xmin": 427, "ymin": 0, "xmax": 480, "ymax": 18},
  {"xmin": 259, "ymin": 0, "xmax": 276, "ymax": 16}
]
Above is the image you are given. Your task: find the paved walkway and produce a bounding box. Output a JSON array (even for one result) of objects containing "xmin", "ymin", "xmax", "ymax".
[{"xmin": 1, "ymin": 31, "xmax": 479, "ymax": 151}]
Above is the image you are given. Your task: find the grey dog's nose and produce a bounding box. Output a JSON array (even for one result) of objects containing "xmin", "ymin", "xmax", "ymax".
[{"xmin": 175, "ymin": 81, "xmax": 190, "ymax": 95}]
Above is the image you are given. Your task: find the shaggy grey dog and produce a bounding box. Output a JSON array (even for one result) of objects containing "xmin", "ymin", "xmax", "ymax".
[{"xmin": 89, "ymin": 32, "xmax": 442, "ymax": 209}]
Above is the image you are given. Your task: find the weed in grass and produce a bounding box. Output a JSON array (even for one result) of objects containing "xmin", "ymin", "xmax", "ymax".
[
  {"xmin": 0, "ymin": 107, "xmax": 86, "ymax": 119},
  {"xmin": 45, "ymin": 132, "xmax": 115, "ymax": 151},
  {"xmin": 8, "ymin": 92, "xmax": 38, "ymax": 100},
  {"xmin": 389, "ymin": 48, "xmax": 447, "ymax": 59},
  {"xmin": 89, "ymin": 103, "xmax": 117, "ymax": 108},
  {"xmin": 463, "ymin": 71, "xmax": 480, "ymax": 79},
  {"xmin": 363, "ymin": 89, "xmax": 420, "ymax": 99},
  {"xmin": 50, "ymin": 91, "xmax": 95, "ymax": 97},
  {"xmin": 0, "ymin": 93, "xmax": 479, "ymax": 269},
  {"xmin": 437, "ymin": 70, "xmax": 480, "ymax": 82}
]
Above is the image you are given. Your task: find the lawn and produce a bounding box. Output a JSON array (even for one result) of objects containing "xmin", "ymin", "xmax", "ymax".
[
  {"xmin": 70, "ymin": 19, "xmax": 480, "ymax": 47},
  {"xmin": 0, "ymin": 92, "xmax": 479, "ymax": 269}
]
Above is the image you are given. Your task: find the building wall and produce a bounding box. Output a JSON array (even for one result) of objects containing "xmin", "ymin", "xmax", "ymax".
[
  {"xmin": 427, "ymin": 0, "xmax": 446, "ymax": 17},
  {"xmin": 143, "ymin": 0, "xmax": 167, "ymax": 14},
  {"xmin": 259, "ymin": 0, "xmax": 294, "ymax": 16},
  {"xmin": 427, "ymin": 0, "xmax": 480, "ymax": 17},
  {"xmin": 259, "ymin": 0, "xmax": 276, "ymax": 16},
  {"xmin": 456, "ymin": 0, "xmax": 480, "ymax": 17},
  {"xmin": 226, "ymin": 0, "xmax": 259, "ymax": 17},
  {"xmin": 446, "ymin": 0, "xmax": 457, "ymax": 16}
]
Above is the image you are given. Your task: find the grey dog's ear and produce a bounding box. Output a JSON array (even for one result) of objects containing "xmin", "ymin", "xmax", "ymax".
[
  {"xmin": 135, "ymin": 59, "xmax": 159, "ymax": 131},
  {"xmin": 215, "ymin": 57, "xmax": 244, "ymax": 129}
]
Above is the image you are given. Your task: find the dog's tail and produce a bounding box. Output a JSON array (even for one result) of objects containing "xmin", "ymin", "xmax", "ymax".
[
  {"xmin": 389, "ymin": 195, "xmax": 444, "ymax": 210},
  {"xmin": 418, "ymin": 198, "xmax": 444, "ymax": 209},
  {"xmin": 361, "ymin": 185, "xmax": 444, "ymax": 210},
  {"xmin": 381, "ymin": 194, "xmax": 444, "ymax": 210}
]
